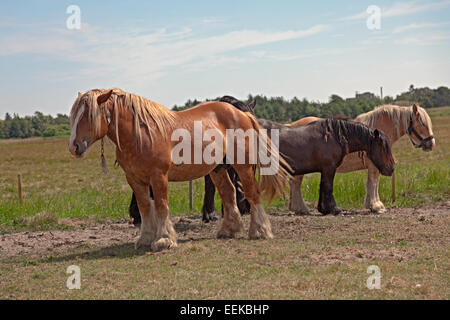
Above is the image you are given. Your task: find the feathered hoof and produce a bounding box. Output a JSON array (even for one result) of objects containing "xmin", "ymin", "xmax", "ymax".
[
  {"xmin": 135, "ymin": 233, "xmax": 154, "ymax": 249},
  {"xmin": 369, "ymin": 204, "xmax": 386, "ymax": 214},
  {"xmin": 294, "ymin": 209, "xmax": 310, "ymax": 216},
  {"xmin": 203, "ymin": 210, "xmax": 221, "ymax": 223},
  {"xmin": 217, "ymin": 228, "xmax": 237, "ymax": 239},
  {"xmin": 249, "ymin": 227, "xmax": 274, "ymax": 240},
  {"xmin": 151, "ymin": 237, "xmax": 177, "ymax": 252},
  {"xmin": 318, "ymin": 206, "xmax": 341, "ymax": 215}
]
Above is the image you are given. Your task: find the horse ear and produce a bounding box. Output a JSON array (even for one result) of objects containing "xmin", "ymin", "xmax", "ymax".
[
  {"xmin": 97, "ymin": 90, "xmax": 113, "ymax": 105},
  {"xmin": 78, "ymin": 92, "xmax": 82, "ymax": 98},
  {"xmin": 413, "ymin": 104, "xmax": 419, "ymax": 115},
  {"xmin": 248, "ymin": 99, "xmax": 257, "ymax": 111}
]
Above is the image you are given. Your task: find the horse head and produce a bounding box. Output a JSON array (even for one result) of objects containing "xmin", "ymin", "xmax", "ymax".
[
  {"xmin": 407, "ymin": 104, "xmax": 435, "ymax": 152},
  {"xmin": 68, "ymin": 89, "xmax": 113, "ymax": 157},
  {"xmin": 367, "ymin": 129, "xmax": 395, "ymax": 176}
]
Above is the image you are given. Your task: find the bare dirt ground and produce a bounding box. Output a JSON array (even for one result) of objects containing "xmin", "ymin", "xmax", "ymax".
[{"xmin": 1, "ymin": 202, "xmax": 449, "ymax": 263}]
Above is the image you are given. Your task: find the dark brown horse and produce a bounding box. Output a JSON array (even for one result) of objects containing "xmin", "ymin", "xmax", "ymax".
[{"xmin": 198, "ymin": 117, "xmax": 396, "ymax": 216}]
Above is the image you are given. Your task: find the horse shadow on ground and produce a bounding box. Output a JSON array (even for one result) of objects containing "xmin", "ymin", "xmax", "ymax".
[{"xmin": 38, "ymin": 221, "xmax": 212, "ymax": 264}]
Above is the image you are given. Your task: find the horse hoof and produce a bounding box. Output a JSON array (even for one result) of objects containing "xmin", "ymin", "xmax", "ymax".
[
  {"xmin": 217, "ymin": 229, "xmax": 235, "ymax": 239},
  {"xmin": 151, "ymin": 238, "xmax": 177, "ymax": 252},
  {"xmin": 249, "ymin": 229, "xmax": 274, "ymax": 240},
  {"xmin": 202, "ymin": 210, "xmax": 221, "ymax": 223},
  {"xmin": 369, "ymin": 202, "xmax": 386, "ymax": 214},
  {"xmin": 332, "ymin": 208, "xmax": 342, "ymax": 215},
  {"xmin": 135, "ymin": 234, "xmax": 154, "ymax": 249},
  {"xmin": 294, "ymin": 209, "xmax": 310, "ymax": 216}
]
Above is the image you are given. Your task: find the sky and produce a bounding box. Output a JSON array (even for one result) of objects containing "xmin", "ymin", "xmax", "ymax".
[{"xmin": 0, "ymin": 0, "xmax": 449, "ymax": 117}]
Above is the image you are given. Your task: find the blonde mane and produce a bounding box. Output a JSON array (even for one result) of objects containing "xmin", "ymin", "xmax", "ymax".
[
  {"xmin": 70, "ymin": 88, "xmax": 176, "ymax": 149},
  {"xmin": 356, "ymin": 104, "xmax": 432, "ymax": 140}
]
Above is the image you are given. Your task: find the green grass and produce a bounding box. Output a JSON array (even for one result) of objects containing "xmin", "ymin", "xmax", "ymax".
[{"xmin": 0, "ymin": 115, "xmax": 449, "ymax": 232}]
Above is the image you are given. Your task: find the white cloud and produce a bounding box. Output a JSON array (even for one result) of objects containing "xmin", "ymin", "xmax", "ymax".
[
  {"xmin": 395, "ymin": 32, "xmax": 450, "ymax": 45},
  {"xmin": 393, "ymin": 21, "xmax": 450, "ymax": 33},
  {"xmin": 0, "ymin": 23, "xmax": 327, "ymax": 89},
  {"xmin": 341, "ymin": 0, "xmax": 450, "ymax": 21}
]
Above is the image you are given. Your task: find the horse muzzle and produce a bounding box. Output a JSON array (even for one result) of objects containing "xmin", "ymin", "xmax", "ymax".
[
  {"xmin": 69, "ymin": 140, "xmax": 89, "ymax": 157},
  {"xmin": 421, "ymin": 138, "xmax": 435, "ymax": 152},
  {"xmin": 381, "ymin": 165, "xmax": 395, "ymax": 177}
]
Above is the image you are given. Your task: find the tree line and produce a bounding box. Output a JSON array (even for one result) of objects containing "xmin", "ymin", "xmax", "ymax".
[
  {"xmin": 173, "ymin": 85, "xmax": 449, "ymax": 122},
  {"xmin": 1, "ymin": 85, "xmax": 448, "ymax": 139},
  {"xmin": 0, "ymin": 112, "xmax": 70, "ymax": 139}
]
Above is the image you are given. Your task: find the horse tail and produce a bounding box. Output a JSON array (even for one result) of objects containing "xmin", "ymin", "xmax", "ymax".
[{"xmin": 244, "ymin": 113, "xmax": 293, "ymax": 203}]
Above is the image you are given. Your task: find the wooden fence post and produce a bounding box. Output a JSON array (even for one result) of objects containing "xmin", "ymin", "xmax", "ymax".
[
  {"xmin": 392, "ymin": 171, "xmax": 396, "ymax": 202},
  {"xmin": 189, "ymin": 181, "xmax": 193, "ymax": 211},
  {"xmin": 18, "ymin": 174, "xmax": 23, "ymax": 204}
]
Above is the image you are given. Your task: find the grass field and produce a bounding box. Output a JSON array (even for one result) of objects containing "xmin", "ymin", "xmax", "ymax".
[{"xmin": 0, "ymin": 107, "xmax": 449, "ymax": 299}]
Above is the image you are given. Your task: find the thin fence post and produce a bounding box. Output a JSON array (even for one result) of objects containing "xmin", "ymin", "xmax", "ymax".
[
  {"xmin": 392, "ymin": 171, "xmax": 396, "ymax": 202},
  {"xmin": 18, "ymin": 174, "xmax": 23, "ymax": 204},
  {"xmin": 189, "ymin": 181, "xmax": 193, "ymax": 211}
]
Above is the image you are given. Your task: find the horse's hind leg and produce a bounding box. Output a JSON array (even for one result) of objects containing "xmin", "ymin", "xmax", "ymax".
[
  {"xmin": 209, "ymin": 169, "xmax": 243, "ymax": 238},
  {"xmin": 318, "ymin": 168, "xmax": 341, "ymax": 215},
  {"xmin": 201, "ymin": 175, "xmax": 220, "ymax": 222},
  {"xmin": 233, "ymin": 165, "xmax": 273, "ymax": 239},
  {"xmin": 129, "ymin": 187, "xmax": 153, "ymax": 227},
  {"xmin": 148, "ymin": 172, "xmax": 177, "ymax": 252},
  {"xmin": 364, "ymin": 163, "xmax": 386, "ymax": 213},
  {"xmin": 229, "ymin": 168, "xmax": 251, "ymax": 215},
  {"xmin": 288, "ymin": 175, "xmax": 310, "ymax": 215}
]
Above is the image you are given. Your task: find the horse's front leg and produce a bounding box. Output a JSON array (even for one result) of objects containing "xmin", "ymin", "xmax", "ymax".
[
  {"xmin": 364, "ymin": 162, "xmax": 386, "ymax": 213},
  {"xmin": 201, "ymin": 175, "xmax": 220, "ymax": 222},
  {"xmin": 317, "ymin": 168, "xmax": 340, "ymax": 215},
  {"xmin": 126, "ymin": 177, "xmax": 157, "ymax": 249},
  {"xmin": 288, "ymin": 175, "xmax": 310, "ymax": 215},
  {"xmin": 149, "ymin": 171, "xmax": 177, "ymax": 252}
]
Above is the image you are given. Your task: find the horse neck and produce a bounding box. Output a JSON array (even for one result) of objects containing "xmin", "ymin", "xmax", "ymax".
[
  {"xmin": 342, "ymin": 123, "xmax": 377, "ymax": 154},
  {"xmin": 346, "ymin": 133, "xmax": 371, "ymax": 154},
  {"xmin": 359, "ymin": 106, "xmax": 411, "ymax": 144},
  {"xmin": 105, "ymin": 107, "xmax": 137, "ymax": 152}
]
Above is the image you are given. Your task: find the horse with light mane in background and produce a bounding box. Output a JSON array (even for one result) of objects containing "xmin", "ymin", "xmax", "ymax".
[
  {"xmin": 288, "ymin": 104, "xmax": 435, "ymax": 214},
  {"xmin": 69, "ymin": 89, "xmax": 292, "ymax": 251}
]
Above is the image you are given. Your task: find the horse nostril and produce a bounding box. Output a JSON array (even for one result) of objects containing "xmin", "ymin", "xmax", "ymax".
[{"xmin": 75, "ymin": 142, "xmax": 82, "ymax": 155}]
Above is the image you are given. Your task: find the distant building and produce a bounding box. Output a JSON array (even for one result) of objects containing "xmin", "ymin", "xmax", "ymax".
[
  {"xmin": 346, "ymin": 91, "xmax": 376, "ymax": 102},
  {"xmin": 355, "ymin": 92, "xmax": 375, "ymax": 100}
]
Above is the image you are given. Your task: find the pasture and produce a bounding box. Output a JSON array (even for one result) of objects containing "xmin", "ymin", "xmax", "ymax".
[{"xmin": 0, "ymin": 107, "xmax": 449, "ymax": 299}]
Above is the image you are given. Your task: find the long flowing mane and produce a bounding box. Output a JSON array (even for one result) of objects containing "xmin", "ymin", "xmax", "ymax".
[
  {"xmin": 356, "ymin": 104, "xmax": 433, "ymax": 140},
  {"xmin": 219, "ymin": 96, "xmax": 254, "ymax": 113},
  {"xmin": 70, "ymin": 88, "xmax": 176, "ymax": 148},
  {"xmin": 322, "ymin": 118, "xmax": 391, "ymax": 155}
]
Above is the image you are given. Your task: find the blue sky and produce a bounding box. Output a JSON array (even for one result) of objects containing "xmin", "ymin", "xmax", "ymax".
[{"xmin": 0, "ymin": 0, "xmax": 449, "ymax": 117}]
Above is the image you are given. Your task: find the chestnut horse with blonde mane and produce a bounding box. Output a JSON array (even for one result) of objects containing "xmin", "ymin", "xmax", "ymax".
[
  {"xmin": 69, "ymin": 88, "xmax": 291, "ymax": 251},
  {"xmin": 288, "ymin": 104, "xmax": 435, "ymax": 214}
]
